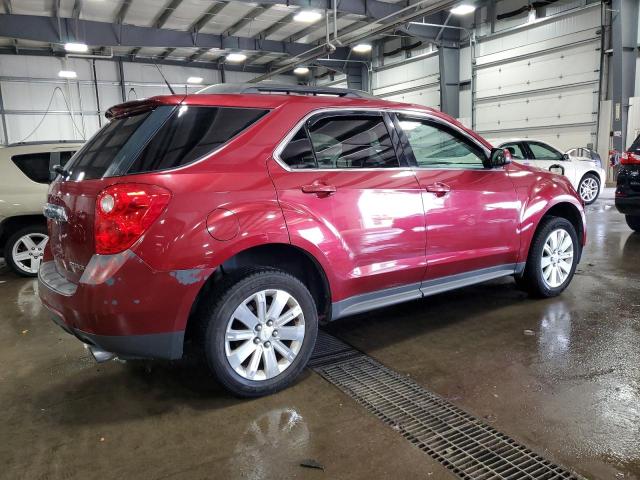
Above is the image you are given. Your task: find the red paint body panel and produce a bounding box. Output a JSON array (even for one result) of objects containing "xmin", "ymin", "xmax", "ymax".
[
  {"xmin": 268, "ymin": 159, "xmax": 426, "ymax": 302},
  {"xmin": 414, "ymin": 166, "xmax": 521, "ymax": 280},
  {"xmin": 39, "ymin": 92, "xmax": 586, "ymax": 360}
]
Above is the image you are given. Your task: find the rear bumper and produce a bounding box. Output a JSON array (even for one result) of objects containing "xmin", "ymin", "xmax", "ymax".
[
  {"xmin": 615, "ymin": 197, "xmax": 640, "ymax": 216},
  {"xmin": 38, "ymin": 250, "xmax": 213, "ymax": 360},
  {"xmin": 46, "ymin": 306, "xmax": 184, "ymax": 359}
]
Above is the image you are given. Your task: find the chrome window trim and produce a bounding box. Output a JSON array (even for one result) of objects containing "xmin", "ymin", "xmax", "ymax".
[{"xmin": 272, "ymin": 107, "xmax": 493, "ymax": 173}]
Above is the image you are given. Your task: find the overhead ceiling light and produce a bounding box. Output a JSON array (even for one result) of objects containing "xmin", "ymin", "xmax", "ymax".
[
  {"xmin": 293, "ymin": 66, "xmax": 310, "ymax": 75},
  {"xmin": 293, "ymin": 10, "xmax": 322, "ymax": 23},
  {"xmin": 226, "ymin": 52, "xmax": 247, "ymax": 63},
  {"xmin": 187, "ymin": 76, "xmax": 203, "ymax": 84},
  {"xmin": 58, "ymin": 70, "xmax": 77, "ymax": 79},
  {"xmin": 352, "ymin": 43, "xmax": 372, "ymax": 53},
  {"xmin": 64, "ymin": 42, "xmax": 88, "ymax": 53},
  {"xmin": 450, "ymin": 4, "xmax": 476, "ymax": 15}
]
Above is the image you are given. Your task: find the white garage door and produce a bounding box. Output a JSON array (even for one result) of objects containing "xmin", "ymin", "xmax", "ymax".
[
  {"xmin": 373, "ymin": 53, "xmax": 440, "ymax": 109},
  {"xmin": 474, "ymin": 5, "xmax": 601, "ymax": 151}
]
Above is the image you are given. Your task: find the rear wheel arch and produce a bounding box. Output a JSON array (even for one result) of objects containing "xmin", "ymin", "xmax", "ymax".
[
  {"xmin": 185, "ymin": 243, "xmax": 332, "ymax": 344},
  {"xmin": 0, "ymin": 215, "xmax": 47, "ymax": 250}
]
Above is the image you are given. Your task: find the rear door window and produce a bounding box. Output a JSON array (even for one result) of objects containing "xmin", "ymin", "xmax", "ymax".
[
  {"xmin": 629, "ymin": 135, "xmax": 640, "ymax": 154},
  {"xmin": 309, "ymin": 115, "xmax": 398, "ymax": 169},
  {"xmin": 11, "ymin": 152, "xmax": 52, "ymax": 184},
  {"xmin": 278, "ymin": 114, "xmax": 399, "ymax": 169}
]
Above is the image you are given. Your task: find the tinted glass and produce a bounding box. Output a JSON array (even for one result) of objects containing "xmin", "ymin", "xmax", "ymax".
[
  {"xmin": 630, "ymin": 135, "xmax": 640, "ymax": 154},
  {"xmin": 11, "ymin": 152, "xmax": 51, "ymax": 183},
  {"xmin": 398, "ymin": 116, "xmax": 486, "ymax": 169},
  {"xmin": 500, "ymin": 142, "xmax": 526, "ymax": 160},
  {"xmin": 307, "ymin": 115, "xmax": 399, "ymax": 169},
  {"xmin": 67, "ymin": 110, "xmax": 154, "ymax": 180},
  {"xmin": 129, "ymin": 106, "xmax": 268, "ymax": 174},
  {"xmin": 528, "ymin": 142, "xmax": 563, "ymax": 160},
  {"xmin": 280, "ymin": 128, "xmax": 316, "ymax": 169},
  {"xmin": 59, "ymin": 151, "xmax": 76, "ymax": 166}
]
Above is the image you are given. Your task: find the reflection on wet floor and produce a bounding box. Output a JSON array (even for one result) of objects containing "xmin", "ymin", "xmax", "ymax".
[{"xmin": 0, "ymin": 193, "xmax": 639, "ymax": 479}]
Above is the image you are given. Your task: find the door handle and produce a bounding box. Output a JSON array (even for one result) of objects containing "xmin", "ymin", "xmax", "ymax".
[
  {"xmin": 425, "ymin": 182, "xmax": 451, "ymax": 197},
  {"xmin": 301, "ymin": 182, "xmax": 337, "ymax": 196}
]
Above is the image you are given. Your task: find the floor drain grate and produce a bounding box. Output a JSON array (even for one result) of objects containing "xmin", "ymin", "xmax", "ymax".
[{"xmin": 310, "ymin": 331, "xmax": 583, "ymax": 480}]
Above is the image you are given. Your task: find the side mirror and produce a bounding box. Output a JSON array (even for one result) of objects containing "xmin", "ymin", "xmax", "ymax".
[
  {"xmin": 489, "ymin": 147, "xmax": 512, "ymax": 168},
  {"xmin": 562, "ymin": 153, "xmax": 570, "ymax": 161}
]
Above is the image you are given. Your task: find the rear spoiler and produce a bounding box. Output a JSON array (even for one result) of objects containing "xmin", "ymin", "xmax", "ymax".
[{"xmin": 105, "ymin": 95, "xmax": 186, "ymax": 120}]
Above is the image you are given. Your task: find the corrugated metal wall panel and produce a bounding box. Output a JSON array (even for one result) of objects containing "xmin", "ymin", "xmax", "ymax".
[
  {"xmin": 373, "ymin": 54, "xmax": 440, "ymax": 108},
  {"xmin": 0, "ymin": 55, "xmax": 296, "ymax": 144},
  {"xmin": 474, "ymin": 4, "xmax": 601, "ymax": 151}
]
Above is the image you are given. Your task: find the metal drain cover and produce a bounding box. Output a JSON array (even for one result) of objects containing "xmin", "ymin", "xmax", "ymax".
[{"xmin": 311, "ymin": 331, "xmax": 583, "ymax": 480}]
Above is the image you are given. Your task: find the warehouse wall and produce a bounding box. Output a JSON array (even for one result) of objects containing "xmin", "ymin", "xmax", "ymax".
[
  {"xmin": 0, "ymin": 55, "xmax": 294, "ymax": 145},
  {"xmin": 371, "ymin": 41, "xmax": 440, "ymax": 108},
  {"xmin": 472, "ymin": 3, "xmax": 601, "ymax": 150}
]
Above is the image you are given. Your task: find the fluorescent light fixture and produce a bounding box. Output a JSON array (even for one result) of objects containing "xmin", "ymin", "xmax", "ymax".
[
  {"xmin": 293, "ymin": 10, "xmax": 322, "ymax": 23},
  {"xmin": 58, "ymin": 70, "xmax": 77, "ymax": 79},
  {"xmin": 450, "ymin": 4, "xmax": 476, "ymax": 15},
  {"xmin": 293, "ymin": 66, "xmax": 310, "ymax": 75},
  {"xmin": 187, "ymin": 76, "xmax": 203, "ymax": 84},
  {"xmin": 226, "ymin": 53, "xmax": 247, "ymax": 63},
  {"xmin": 64, "ymin": 42, "xmax": 88, "ymax": 53},
  {"xmin": 352, "ymin": 43, "xmax": 372, "ymax": 53}
]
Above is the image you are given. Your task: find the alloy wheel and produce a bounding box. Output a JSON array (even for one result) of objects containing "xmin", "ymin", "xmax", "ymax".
[
  {"xmin": 11, "ymin": 233, "xmax": 48, "ymax": 275},
  {"xmin": 224, "ymin": 289, "xmax": 305, "ymax": 381},
  {"xmin": 540, "ymin": 228, "xmax": 574, "ymax": 288},
  {"xmin": 579, "ymin": 177, "xmax": 598, "ymax": 203}
]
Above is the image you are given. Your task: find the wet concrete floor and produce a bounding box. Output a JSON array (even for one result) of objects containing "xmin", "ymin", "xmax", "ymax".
[{"xmin": 1, "ymin": 190, "xmax": 638, "ymax": 479}]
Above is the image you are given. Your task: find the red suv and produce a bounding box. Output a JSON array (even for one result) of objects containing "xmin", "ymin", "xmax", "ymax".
[{"xmin": 39, "ymin": 84, "xmax": 586, "ymax": 397}]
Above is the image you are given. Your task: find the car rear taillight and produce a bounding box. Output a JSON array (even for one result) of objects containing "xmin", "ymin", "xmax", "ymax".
[
  {"xmin": 620, "ymin": 151, "xmax": 640, "ymax": 165},
  {"xmin": 95, "ymin": 183, "xmax": 171, "ymax": 255}
]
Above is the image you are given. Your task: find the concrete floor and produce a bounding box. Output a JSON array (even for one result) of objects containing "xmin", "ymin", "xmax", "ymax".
[{"xmin": 1, "ymin": 189, "xmax": 639, "ymax": 480}]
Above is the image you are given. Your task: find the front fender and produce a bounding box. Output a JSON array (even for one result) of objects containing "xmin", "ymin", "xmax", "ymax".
[{"xmin": 512, "ymin": 169, "xmax": 586, "ymax": 264}]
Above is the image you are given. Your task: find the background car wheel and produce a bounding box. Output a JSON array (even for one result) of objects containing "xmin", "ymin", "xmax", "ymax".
[
  {"xmin": 626, "ymin": 215, "xmax": 640, "ymax": 232},
  {"xmin": 516, "ymin": 216, "xmax": 579, "ymax": 298},
  {"xmin": 578, "ymin": 173, "xmax": 600, "ymax": 205},
  {"xmin": 196, "ymin": 268, "xmax": 318, "ymax": 397},
  {"xmin": 3, "ymin": 226, "xmax": 48, "ymax": 277}
]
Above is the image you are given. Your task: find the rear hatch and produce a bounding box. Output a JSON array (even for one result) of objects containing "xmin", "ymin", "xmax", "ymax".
[{"xmin": 46, "ymin": 98, "xmax": 270, "ymax": 283}]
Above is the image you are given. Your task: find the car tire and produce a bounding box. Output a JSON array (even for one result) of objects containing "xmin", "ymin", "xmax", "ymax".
[
  {"xmin": 516, "ymin": 216, "xmax": 579, "ymax": 298},
  {"xmin": 196, "ymin": 268, "xmax": 318, "ymax": 397},
  {"xmin": 626, "ymin": 215, "xmax": 640, "ymax": 232},
  {"xmin": 3, "ymin": 225, "xmax": 48, "ymax": 277},
  {"xmin": 577, "ymin": 173, "xmax": 600, "ymax": 205}
]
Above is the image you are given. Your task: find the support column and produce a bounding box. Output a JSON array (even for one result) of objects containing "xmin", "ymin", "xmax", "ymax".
[
  {"xmin": 117, "ymin": 58, "xmax": 126, "ymax": 102},
  {"xmin": 611, "ymin": 0, "xmax": 639, "ymax": 151},
  {"xmin": 439, "ymin": 46, "xmax": 460, "ymax": 118}
]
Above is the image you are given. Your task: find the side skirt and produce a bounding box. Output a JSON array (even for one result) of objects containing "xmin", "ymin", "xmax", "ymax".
[{"xmin": 330, "ymin": 263, "xmax": 525, "ymax": 321}]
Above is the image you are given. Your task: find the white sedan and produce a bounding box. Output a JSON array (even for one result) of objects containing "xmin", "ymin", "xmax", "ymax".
[{"xmin": 494, "ymin": 139, "xmax": 606, "ymax": 204}]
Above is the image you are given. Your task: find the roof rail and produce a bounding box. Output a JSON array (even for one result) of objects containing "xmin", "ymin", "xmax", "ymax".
[{"xmin": 196, "ymin": 82, "xmax": 375, "ymax": 99}]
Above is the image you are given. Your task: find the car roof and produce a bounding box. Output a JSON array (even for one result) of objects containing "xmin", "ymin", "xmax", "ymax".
[{"xmin": 106, "ymin": 90, "xmax": 493, "ymax": 150}]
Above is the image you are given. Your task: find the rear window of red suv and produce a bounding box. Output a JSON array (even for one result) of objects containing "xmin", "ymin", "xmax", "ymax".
[
  {"xmin": 630, "ymin": 135, "xmax": 640, "ymax": 154},
  {"xmin": 65, "ymin": 105, "xmax": 268, "ymax": 180}
]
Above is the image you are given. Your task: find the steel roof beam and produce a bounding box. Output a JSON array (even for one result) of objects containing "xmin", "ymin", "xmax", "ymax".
[
  {"xmin": 0, "ymin": 13, "xmax": 347, "ymax": 56},
  {"xmin": 223, "ymin": 4, "xmax": 274, "ymax": 37},
  {"xmin": 0, "ymin": 45, "xmax": 272, "ymax": 73}
]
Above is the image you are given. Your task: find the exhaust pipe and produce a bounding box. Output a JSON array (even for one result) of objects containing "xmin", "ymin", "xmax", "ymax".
[{"xmin": 84, "ymin": 344, "xmax": 115, "ymax": 363}]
